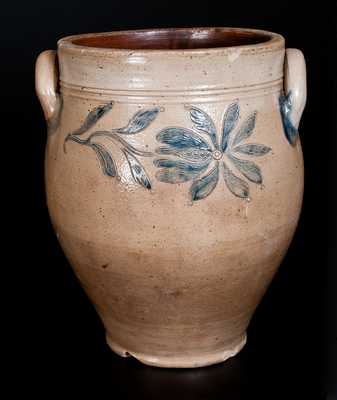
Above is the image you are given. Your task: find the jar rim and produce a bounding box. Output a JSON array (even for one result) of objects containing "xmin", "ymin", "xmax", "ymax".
[{"xmin": 58, "ymin": 27, "xmax": 284, "ymax": 55}]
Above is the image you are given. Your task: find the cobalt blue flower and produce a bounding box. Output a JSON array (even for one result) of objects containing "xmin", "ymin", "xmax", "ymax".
[{"xmin": 154, "ymin": 104, "xmax": 271, "ymax": 201}]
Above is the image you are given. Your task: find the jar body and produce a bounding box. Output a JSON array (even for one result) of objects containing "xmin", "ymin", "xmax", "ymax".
[{"xmin": 39, "ymin": 28, "xmax": 305, "ymax": 368}]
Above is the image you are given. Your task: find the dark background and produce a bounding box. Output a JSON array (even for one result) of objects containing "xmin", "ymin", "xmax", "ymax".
[{"xmin": 3, "ymin": 1, "xmax": 336, "ymax": 398}]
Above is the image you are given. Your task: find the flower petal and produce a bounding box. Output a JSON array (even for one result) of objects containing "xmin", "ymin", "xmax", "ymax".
[
  {"xmin": 228, "ymin": 153, "xmax": 262, "ymax": 184},
  {"xmin": 154, "ymin": 159, "xmax": 209, "ymax": 184},
  {"xmin": 231, "ymin": 111, "xmax": 257, "ymax": 147},
  {"xmin": 233, "ymin": 143, "xmax": 271, "ymax": 156},
  {"xmin": 189, "ymin": 106, "xmax": 217, "ymax": 148},
  {"xmin": 190, "ymin": 164, "xmax": 219, "ymax": 201},
  {"xmin": 155, "ymin": 146, "xmax": 212, "ymax": 163},
  {"xmin": 156, "ymin": 127, "xmax": 211, "ymax": 151},
  {"xmin": 221, "ymin": 102, "xmax": 240, "ymax": 152},
  {"xmin": 155, "ymin": 169, "xmax": 201, "ymax": 184},
  {"xmin": 223, "ymin": 161, "xmax": 250, "ymax": 199},
  {"xmin": 154, "ymin": 158, "xmax": 209, "ymax": 171}
]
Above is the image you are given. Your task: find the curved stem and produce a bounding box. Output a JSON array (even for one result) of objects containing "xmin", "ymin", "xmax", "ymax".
[
  {"xmin": 88, "ymin": 131, "xmax": 153, "ymax": 157},
  {"xmin": 64, "ymin": 133, "xmax": 90, "ymax": 153},
  {"xmin": 64, "ymin": 130, "xmax": 153, "ymax": 157},
  {"xmin": 65, "ymin": 135, "xmax": 89, "ymax": 145}
]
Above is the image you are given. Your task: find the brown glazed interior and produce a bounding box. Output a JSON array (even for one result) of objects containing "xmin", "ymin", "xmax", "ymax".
[{"xmin": 72, "ymin": 28, "xmax": 272, "ymax": 50}]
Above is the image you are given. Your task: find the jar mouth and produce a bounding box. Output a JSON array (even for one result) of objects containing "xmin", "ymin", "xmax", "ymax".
[
  {"xmin": 70, "ymin": 27, "xmax": 272, "ymax": 50},
  {"xmin": 59, "ymin": 27, "xmax": 283, "ymax": 54}
]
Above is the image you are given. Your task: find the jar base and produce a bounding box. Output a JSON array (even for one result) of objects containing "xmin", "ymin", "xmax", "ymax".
[{"xmin": 106, "ymin": 333, "xmax": 247, "ymax": 368}]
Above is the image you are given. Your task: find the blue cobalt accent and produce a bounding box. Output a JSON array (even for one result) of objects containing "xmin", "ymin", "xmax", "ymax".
[
  {"xmin": 72, "ymin": 102, "xmax": 113, "ymax": 136},
  {"xmin": 65, "ymin": 103, "xmax": 160, "ymax": 190},
  {"xmin": 123, "ymin": 149, "xmax": 151, "ymax": 189},
  {"xmin": 223, "ymin": 161, "xmax": 250, "ymax": 199},
  {"xmin": 155, "ymin": 125, "xmax": 214, "ymax": 187},
  {"xmin": 231, "ymin": 111, "xmax": 257, "ymax": 147},
  {"xmin": 91, "ymin": 143, "xmax": 117, "ymax": 177},
  {"xmin": 279, "ymin": 91, "xmax": 299, "ymax": 146},
  {"xmin": 154, "ymin": 159, "xmax": 208, "ymax": 170},
  {"xmin": 221, "ymin": 102, "xmax": 240, "ymax": 152},
  {"xmin": 189, "ymin": 106, "xmax": 218, "ymax": 148},
  {"xmin": 190, "ymin": 164, "xmax": 219, "ymax": 201},
  {"xmin": 116, "ymin": 108, "xmax": 161, "ymax": 134},
  {"xmin": 228, "ymin": 153, "xmax": 262, "ymax": 184},
  {"xmin": 155, "ymin": 146, "xmax": 213, "ymax": 163},
  {"xmin": 156, "ymin": 127, "xmax": 211, "ymax": 151},
  {"xmin": 233, "ymin": 143, "xmax": 271, "ymax": 156},
  {"xmin": 154, "ymin": 158, "xmax": 209, "ymax": 184},
  {"xmin": 155, "ymin": 103, "xmax": 271, "ymax": 201}
]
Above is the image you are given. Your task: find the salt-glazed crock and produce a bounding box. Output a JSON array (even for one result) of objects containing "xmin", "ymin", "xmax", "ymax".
[{"xmin": 36, "ymin": 28, "xmax": 306, "ymax": 368}]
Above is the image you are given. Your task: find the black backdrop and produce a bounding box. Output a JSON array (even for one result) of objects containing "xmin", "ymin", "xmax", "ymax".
[{"xmin": 3, "ymin": 1, "xmax": 336, "ymax": 398}]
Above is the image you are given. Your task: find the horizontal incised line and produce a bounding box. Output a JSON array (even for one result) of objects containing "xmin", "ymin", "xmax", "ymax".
[{"xmin": 60, "ymin": 79, "xmax": 283, "ymax": 104}]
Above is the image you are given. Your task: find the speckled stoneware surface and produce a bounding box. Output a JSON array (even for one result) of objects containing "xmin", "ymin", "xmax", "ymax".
[{"xmin": 36, "ymin": 28, "xmax": 306, "ymax": 368}]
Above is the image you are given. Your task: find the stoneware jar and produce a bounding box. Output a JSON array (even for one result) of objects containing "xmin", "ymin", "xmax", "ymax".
[{"xmin": 36, "ymin": 28, "xmax": 306, "ymax": 368}]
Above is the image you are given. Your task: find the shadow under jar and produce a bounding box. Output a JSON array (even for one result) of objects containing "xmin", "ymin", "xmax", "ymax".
[{"xmin": 36, "ymin": 27, "xmax": 306, "ymax": 368}]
